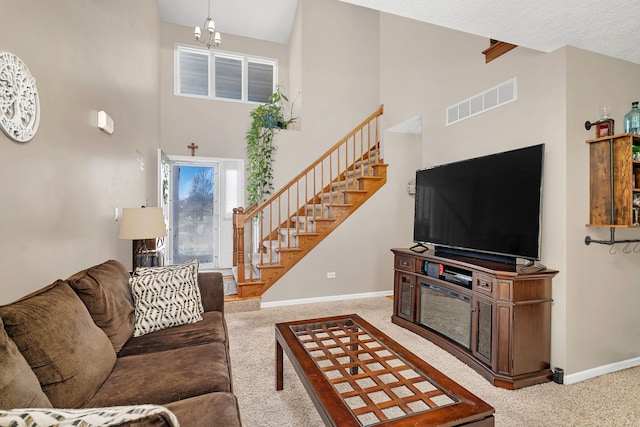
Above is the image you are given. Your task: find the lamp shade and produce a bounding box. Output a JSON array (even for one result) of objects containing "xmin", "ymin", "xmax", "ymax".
[{"xmin": 118, "ymin": 207, "xmax": 167, "ymax": 240}]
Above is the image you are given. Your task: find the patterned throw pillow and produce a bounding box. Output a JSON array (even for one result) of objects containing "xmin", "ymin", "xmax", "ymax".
[
  {"xmin": 134, "ymin": 259, "xmax": 203, "ymax": 313},
  {"xmin": 129, "ymin": 260, "xmax": 203, "ymax": 337},
  {"xmin": 0, "ymin": 405, "xmax": 179, "ymax": 427}
]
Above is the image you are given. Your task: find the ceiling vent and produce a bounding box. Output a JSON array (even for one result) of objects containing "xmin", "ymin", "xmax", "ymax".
[{"xmin": 446, "ymin": 78, "xmax": 517, "ymax": 126}]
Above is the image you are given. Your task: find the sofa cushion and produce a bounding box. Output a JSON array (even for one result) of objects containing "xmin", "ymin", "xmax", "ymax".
[
  {"xmin": 129, "ymin": 260, "xmax": 204, "ymax": 337},
  {"xmin": 85, "ymin": 342, "xmax": 231, "ymax": 407},
  {"xmin": 118, "ymin": 311, "xmax": 227, "ymax": 357},
  {"xmin": 67, "ymin": 259, "xmax": 135, "ymax": 353},
  {"xmin": 0, "ymin": 316, "xmax": 52, "ymax": 410},
  {"xmin": 164, "ymin": 393, "xmax": 242, "ymax": 427},
  {"xmin": 0, "ymin": 405, "xmax": 179, "ymax": 427},
  {"xmin": 0, "ymin": 281, "xmax": 116, "ymax": 408}
]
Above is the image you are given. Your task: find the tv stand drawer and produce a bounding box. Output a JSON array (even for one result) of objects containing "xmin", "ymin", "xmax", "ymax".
[
  {"xmin": 473, "ymin": 274, "xmax": 495, "ymax": 297},
  {"xmin": 395, "ymin": 255, "xmax": 416, "ymax": 272}
]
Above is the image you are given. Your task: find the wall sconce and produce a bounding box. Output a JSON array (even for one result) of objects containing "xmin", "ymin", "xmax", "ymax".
[
  {"xmin": 118, "ymin": 207, "xmax": 167, "ymax": 269},
  {"xmin": 97, "ymin": 111, "xmax": 114, "ymax": 134}
]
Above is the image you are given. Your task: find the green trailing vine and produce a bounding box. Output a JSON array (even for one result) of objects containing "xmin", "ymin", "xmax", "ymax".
[{"xmin": 245, "ymin": 85, "xmax": 297, "ymax": 206}]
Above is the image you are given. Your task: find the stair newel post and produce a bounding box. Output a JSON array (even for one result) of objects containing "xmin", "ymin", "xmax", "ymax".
[{"xmin": 234, "ymin": 207, "xmax": 246, "ymax": 283}]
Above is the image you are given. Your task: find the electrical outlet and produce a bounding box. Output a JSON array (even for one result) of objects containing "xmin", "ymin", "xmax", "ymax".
[{"xmin": 326, "ymin": 272, "xmax": 336, "ymax": 279}]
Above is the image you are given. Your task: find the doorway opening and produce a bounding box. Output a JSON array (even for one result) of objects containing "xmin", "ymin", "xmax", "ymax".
[{"xmin": 159, "ymin": 150, "xmax": 244, "ymax": 270}]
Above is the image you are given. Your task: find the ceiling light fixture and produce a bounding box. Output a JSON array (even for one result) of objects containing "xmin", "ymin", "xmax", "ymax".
[{"xmin": 194, "ymin": 0, "xmax": 221, "ymax": 49}]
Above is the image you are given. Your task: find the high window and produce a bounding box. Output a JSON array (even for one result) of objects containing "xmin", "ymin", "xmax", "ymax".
[{"xmin": 175, "ymin": 45, "xmax": 277, "ymax": 103}]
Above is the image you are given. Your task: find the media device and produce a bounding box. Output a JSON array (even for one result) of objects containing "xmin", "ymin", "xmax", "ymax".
[{"xmin": 413, "ymin": 144, "xmax": 544, "ymax": 264}]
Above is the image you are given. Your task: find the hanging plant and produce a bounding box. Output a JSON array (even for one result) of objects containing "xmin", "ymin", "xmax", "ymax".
[{"xmin": 245, "ymin": 85, "xmax": 297, "ymax": 206}]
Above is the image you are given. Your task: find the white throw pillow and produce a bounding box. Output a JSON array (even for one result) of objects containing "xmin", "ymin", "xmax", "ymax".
[
  {"xmin": 134, "ymin": 259, "xmax": 204, "ymax": 313},
  {"xmin": 130, "ymin": 259, "xmax": 203, "ymax": 337}
]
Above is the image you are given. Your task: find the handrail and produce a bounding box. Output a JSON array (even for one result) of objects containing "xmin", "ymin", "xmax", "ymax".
[
  {"xmin": 249, "ymin": 105, "xmax": 384, "ymax": 217},
  {"xmin": 233, "ymin": 105, "xmax": 385, "ymax": 286}
]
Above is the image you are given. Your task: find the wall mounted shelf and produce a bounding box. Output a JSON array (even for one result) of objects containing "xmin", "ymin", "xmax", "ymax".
[{"xmin": 585, "ymin": 133, "xmax": 640, "ymax": 246}]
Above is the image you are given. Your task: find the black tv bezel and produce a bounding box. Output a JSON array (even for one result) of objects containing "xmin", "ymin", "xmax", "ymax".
[{"xmin": 412, "ymin": 144, "xmax": 544, "ymax": 265}]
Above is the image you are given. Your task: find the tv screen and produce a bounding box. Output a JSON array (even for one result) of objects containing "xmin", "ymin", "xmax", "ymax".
[{"xmin": 413, "ymin": 144, "xmax": 544, "ymax": 263}]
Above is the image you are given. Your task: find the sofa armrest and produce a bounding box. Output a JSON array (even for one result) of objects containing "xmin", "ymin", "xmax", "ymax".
[{"xmin": 197, "ymin": 272, "xmax": 224, "ymax": 313}]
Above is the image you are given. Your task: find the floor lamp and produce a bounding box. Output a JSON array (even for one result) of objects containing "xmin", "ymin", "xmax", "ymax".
[{"xmin": 118, "ymin": 207, "xmax": 167, "ymax": 270}]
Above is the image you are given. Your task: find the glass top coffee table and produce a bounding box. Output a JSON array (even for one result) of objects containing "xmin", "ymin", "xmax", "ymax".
[{"xmin": 275, "ymin": 314, "xmax": 494, "ymax": 426}]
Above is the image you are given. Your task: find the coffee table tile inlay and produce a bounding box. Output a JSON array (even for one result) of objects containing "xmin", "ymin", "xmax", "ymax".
[{"xmin": 276, "ymin": 314, "xmax": 494, "ymax": 427}]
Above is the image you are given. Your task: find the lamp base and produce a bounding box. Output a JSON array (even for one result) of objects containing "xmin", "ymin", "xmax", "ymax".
[{"xmin": 132, "ymin": 239, "xmax": 164, "ymax": 270}]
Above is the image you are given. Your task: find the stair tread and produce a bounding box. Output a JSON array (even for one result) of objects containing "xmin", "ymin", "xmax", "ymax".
[
  {"xmin": 256, "ymin": 263, "xmax": 285, "ymax": 269},
  {"xmin": 236, "ymin": 279, "xmax": 265, "ymax": 285},
  {"xmin": 272, "ymin": 247, "xmax": 302, "ymax": 252}
]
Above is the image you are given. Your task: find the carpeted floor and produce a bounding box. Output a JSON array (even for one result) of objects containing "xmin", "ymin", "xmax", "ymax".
[{"xmin": 225, "ymin": 296, "xmax": 640, "ymax": 426}]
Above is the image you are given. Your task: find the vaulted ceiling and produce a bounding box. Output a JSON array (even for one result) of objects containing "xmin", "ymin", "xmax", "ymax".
[{"xmin": 158, "ymin": 0, "xmax": 640, "ymax": 65}]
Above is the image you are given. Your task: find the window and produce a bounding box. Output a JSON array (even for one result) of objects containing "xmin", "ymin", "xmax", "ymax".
[
  {"xmin": 177, "ymin": 48, "xmax": 209, "ymax": 96},
  {"xmin": 176, "ymin": 45, "xmax": 277, "ymax": 103}
]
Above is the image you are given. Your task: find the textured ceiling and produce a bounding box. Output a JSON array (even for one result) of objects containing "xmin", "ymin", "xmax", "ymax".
[{"xmin": 158, "ymin": 0, "xmax": 640, "ymax": 64}]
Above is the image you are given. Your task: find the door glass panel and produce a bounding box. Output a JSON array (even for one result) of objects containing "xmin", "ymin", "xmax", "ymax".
[
  {"xmin": 171, "ymin": 165, "xmax": 216, "ymax": 265},
  {"xmin": 400, "ymin": 276, "xmax": 412, "ymax": 317},
  {"xmin": 477, "ymin": 299, "xmax": 492, "ymax": 360}
]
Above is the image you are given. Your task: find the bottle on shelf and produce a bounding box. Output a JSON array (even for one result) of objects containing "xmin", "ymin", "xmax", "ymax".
[
  {"xmin": 596, "ymin": 105, "xmax": 614, "ymax": 137},
  {"xmin": 624, "ymin": 101, "xmax": 640, "ymax": 134}
]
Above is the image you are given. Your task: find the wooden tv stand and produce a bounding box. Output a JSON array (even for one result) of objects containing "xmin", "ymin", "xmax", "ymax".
[{"xmin": 391, "ymin": 248, "xmax": 558, "ymax": 390}]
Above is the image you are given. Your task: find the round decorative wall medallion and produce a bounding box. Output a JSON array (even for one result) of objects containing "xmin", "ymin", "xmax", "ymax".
[{"xmin": 0, "ymin": 52, "xmax": 40, "ymax": 142}]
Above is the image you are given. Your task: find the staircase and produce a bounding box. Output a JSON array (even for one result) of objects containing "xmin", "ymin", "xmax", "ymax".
[{"xmin": 232, "ymin": 105, "xmax": 386, "ymax": 299}]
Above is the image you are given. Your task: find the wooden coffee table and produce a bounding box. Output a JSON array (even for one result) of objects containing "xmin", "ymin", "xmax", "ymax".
[{"xmin": 276, "ymin": 314, "xmax": 494, "ymax": 426}]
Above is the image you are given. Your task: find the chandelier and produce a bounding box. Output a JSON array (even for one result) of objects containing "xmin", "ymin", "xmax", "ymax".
[{"xmin": 194, "ymin": 0, "xmax": 221, "ymax": 49}]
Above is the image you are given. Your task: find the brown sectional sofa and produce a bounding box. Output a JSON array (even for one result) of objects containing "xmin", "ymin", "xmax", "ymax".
[{"xmin": 0, "ymin": 260, "xmax": 242, "ymax": 426}]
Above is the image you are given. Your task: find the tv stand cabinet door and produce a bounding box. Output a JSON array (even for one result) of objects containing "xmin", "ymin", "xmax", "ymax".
[
  {"xmin": 394, "ymin": 271, "xmax": 417, "ymax": 322},
  {"xmin": 511, "ymin": 302, "xmax": 552, "ymax": 376},
  {"xmin": 471, "ymin": 294, "xmax": 495, "ymax": 369},
  {"xmin": 495, "ymin": 301, "xmax": 552, "ymax": 377}
]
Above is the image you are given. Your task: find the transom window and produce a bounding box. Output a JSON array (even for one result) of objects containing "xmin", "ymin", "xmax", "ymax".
[{"xmin": 175, "ymin": 45, "xmax": 277, "ymax": 103}]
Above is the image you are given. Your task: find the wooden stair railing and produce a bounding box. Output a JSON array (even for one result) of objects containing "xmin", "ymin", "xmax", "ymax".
[{"xmin": 232, "ymin": 105, "xmax": 386, "ymax": 298}]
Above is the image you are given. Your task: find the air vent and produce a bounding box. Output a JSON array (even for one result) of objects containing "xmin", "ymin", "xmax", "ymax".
[{"xmin": 446, "ymin": 78, "xmax": 517, "ymax": 126}]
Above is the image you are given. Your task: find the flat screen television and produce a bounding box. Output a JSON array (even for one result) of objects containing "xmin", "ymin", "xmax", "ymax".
[{"xmin": 413, "ymin": 144, "xmax": 544, "ymax": 264}]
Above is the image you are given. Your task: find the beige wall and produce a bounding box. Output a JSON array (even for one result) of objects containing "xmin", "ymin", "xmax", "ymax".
[
  {"xmin": 565, "ymin": 48, "xmax": 640, "ymax": 374},
  {"xmin": 0, "ymin": 0, "xmax": 160, "ymax": 304},
  {"xmin": 159, "ymin": 22, "xmax": 290, "ymax": 160}
]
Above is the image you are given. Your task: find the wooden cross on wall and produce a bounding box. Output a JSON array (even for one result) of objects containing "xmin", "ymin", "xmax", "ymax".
[{"xmin": 187, "ymin": 143, "xmax": 199, "ymax": 156}]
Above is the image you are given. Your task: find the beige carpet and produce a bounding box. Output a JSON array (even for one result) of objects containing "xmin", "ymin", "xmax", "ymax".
[{"xmin": 225, "ymin": 297, "xmax": 640, "ymax": 426}]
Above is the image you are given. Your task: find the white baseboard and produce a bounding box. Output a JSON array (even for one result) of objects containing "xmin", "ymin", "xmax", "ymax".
[
  {"xmin": 563, "ymin": 356, "xmax": 640, "ymax": 385},
  {"xmin": 260, "ymin": 290, "xmax": 393, "ymax": 309}
]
